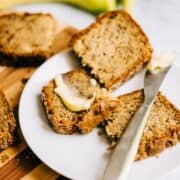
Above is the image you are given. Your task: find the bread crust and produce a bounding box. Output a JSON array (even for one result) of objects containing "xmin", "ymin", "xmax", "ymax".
[
  {"xmin": 0, "ymin": 90, "xmax": 16, "ymax": 150},
  {"xmin": 41, "ymin": 80, "xmax": 78, "ymax": 134}
]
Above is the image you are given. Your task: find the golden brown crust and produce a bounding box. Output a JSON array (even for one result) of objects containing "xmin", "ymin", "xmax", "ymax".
[
  {"xmin": 70, "ymin": 10, "xmax": 153, "ymax": 89},
  {"xmin": 117, "ymin": 89, "xmax": 144, "ymax": 101},
  {"xmin": 0, "ymin": 90, "xmax": 16, "ymax": 150},
  {"xmin": 70, "ymin": 10, "xmax": 152, "ymax": 50},
  {"xmin": 108, "ymin": 61, "xmax": 149, "ymax": 89}
]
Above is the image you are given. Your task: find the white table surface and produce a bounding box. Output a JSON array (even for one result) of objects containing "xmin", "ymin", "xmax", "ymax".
[{"xmin": 134, "ymin": 0, "xmax": 180, "ymax": 68}]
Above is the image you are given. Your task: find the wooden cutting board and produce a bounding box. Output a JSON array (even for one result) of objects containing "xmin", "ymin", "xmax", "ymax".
[{"xmin": 0, "ymin": 24, "xmax": 78, "ymax": 180}]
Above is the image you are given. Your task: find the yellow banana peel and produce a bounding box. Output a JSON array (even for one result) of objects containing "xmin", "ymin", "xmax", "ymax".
[
  {"xmin": 0, "ymin": 0, "xmax": 117, "ymax": 14},
  {"xmin": 122, "ymin": 0, "xmax": 136, "ymax": 13},
  {"xmin": 0, "ymin": 0, "xmax": 137, "ymax": 15},
  {"xmin": 0, "ymin": 0, "xmax": 52, "ymax": 9}
]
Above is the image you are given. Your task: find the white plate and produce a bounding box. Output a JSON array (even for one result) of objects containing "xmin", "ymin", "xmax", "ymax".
[
  {"xmin": 19, "ymin": 51, "xmax": 180, "ymax": 180},
  {"xmin": 17, "ymin": 2, "xmax": 180, "ymax": 180}
]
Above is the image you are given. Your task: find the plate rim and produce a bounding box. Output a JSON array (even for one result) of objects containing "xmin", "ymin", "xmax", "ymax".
[{"xmin": 19, "ymin": 52, "xmax": 73, "ymax": 179}]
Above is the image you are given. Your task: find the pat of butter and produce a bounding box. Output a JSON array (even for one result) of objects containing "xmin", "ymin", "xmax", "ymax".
[
  {"xmin": 54, "ymin": 75, "xmax": 95, "ymax": 112},
  {"xmin": 148, "ymin": 52, "xmax": 176, "ymax": 73},
  {"xmin": 90, "ymin": 78, "xmax": 97, "ymax": 86}
]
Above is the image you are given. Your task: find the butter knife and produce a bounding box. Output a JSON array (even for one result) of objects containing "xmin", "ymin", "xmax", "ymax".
[{"xmin": 103, "ymin": 66, "xmax": 171, "ymax": 180}]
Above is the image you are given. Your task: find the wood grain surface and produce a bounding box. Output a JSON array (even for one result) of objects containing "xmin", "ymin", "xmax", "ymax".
[{"xmin": 0, "ymin": 23, "xmax": 78, "ymax": 180}]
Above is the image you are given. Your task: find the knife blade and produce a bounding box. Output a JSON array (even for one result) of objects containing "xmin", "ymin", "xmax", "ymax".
[{"xmin": 103, "ymin": 66, "xmax": 171, "ymax": 180}]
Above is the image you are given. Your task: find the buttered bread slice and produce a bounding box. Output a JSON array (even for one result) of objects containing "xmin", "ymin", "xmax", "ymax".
[{"xmin": 41, "ymin": 69, "xmax": 117, "ymax": 134}]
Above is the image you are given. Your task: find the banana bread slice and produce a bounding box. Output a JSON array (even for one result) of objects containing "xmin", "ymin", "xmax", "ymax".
[
  {"xmin": 0, "ymin": 90, "xmax": 16, "ymax": 150},
  {"xmin": 41, "ymin": 69, "xmax": 116, "ymax": 134},
  {"xmin": 71, "ymin": 10, "xmax": 152, "ymax": 89},
  {"xmin": 0, "ymin": 12, "xmax": 57, "ymax": 66},
  {"xmin": 103, "ymin": 90, "xmax": 180, "ymax": 160}
]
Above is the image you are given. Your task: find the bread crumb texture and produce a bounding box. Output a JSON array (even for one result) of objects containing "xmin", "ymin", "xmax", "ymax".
[
  {"xmin": 41, "ymin": 69, "xmax": 114, "ymax": 134},
  {"xmin": 104, "ymin": 90, "xmax": 180, "ymax": 160},
  {"xmin": 0, "ymin": 90, "xmax": 16, "ymax": 151},
  {"xmin": 71, "ymin": 10, "xmax": 152, "ymax": 89}
]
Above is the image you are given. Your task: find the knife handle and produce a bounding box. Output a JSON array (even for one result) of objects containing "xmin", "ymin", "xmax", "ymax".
[{"xmin": 103, "ymin": 101, "xmax": 153, "ymax": 180}]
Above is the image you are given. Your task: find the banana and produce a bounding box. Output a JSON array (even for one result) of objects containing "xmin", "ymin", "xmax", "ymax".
[
  {"xmin": 0, "ymin": 0, "xmax": 136, "ymax": 16},
  {"xmin": 0, "ymin": 0, "xmax": 52, "ymax": 9},
  {"xmin": 59, "ymin": 0, "xmax": 117, "ymax": 13}
]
